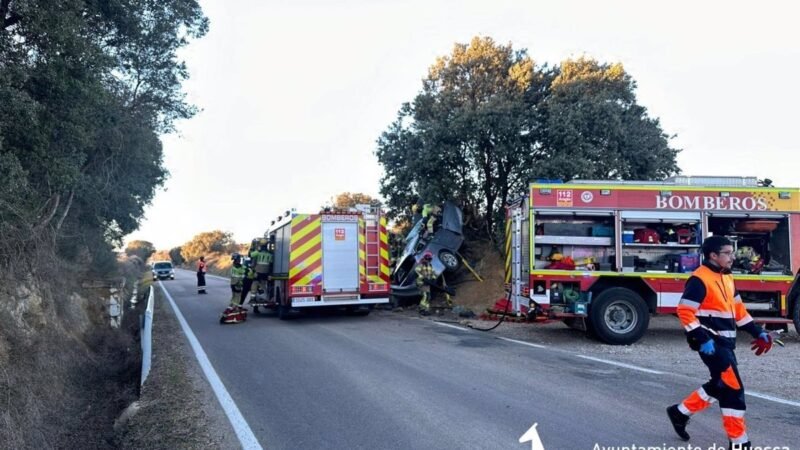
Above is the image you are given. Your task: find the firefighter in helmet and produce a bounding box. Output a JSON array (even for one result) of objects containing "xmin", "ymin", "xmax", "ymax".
[
  {"xmin": 251, "ymin": 237, "xmax": 274, "ymax": 302},
  {"xmin": 239, "ymin": 256, "xmax": 256, "ymax": 305},
  {"xmin": 229, "ymin": 253, "xmax": 246, "ymax": 306},
  {"xmin": 220, "ymin": 253, "xmax": 247, "ymax": 324},
  {"xmin": 415, "ymin": 251, "xmax": 436, "ymax": 315}
]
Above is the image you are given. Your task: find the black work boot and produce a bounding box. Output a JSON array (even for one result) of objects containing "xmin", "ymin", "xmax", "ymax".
[
  {"xmin": 729, "ymin": 442, "xmax": 751, "ymax": 450},
  {"xmin": 666, "ymin": 404, "xmax": 690, "ymax": 441}
]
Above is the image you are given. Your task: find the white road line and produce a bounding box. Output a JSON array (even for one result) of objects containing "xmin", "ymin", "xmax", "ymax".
[
  {"xmin": 576, "ymin": 355, "xmax": 664, "ymax": 375},
  {"xmin": 432, "ymin": 321, "xmax": 470, "ymax": 332},
  {"xmin": 158, "ymin": 282, "xmax": 263, "ymax": 450},
  {"xmin": 496, "ymin": 336, "xmax": 547, "ymax": 349},
  {"xmin": 427, "ymin": 318, "xmax": 800, "ymax": 408},
  {"xmin": 747, "ymin": 390, "xmax": 800, "ymax": 408}
]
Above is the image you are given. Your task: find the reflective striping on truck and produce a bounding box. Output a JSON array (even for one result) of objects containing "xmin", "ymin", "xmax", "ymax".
[{"xmin": 289, "ymin": 215, "xmax": 323, "ymax": 288}]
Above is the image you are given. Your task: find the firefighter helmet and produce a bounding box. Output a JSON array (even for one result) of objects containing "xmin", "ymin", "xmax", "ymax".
[
  {"xmin": 422, "ymin": 251, "xmax": 433, "ymax": 261},
  {"xmin": 231, "ymin": 252, "xmax": 241, "ymax": 263}
]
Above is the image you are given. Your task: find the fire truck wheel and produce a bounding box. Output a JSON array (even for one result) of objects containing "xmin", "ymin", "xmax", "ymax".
[
  {"xmin": 792, "ymin": 298, "xmax": 800, "ymax": 335},
  {"xmin": 277, "ymin": 303, "xmax": 288, "ymax": 320},
  {"xmin": 589, "ymin": 288, "xmax": 649, "ymax": 345},
  {"xmin": 439, "ymin": 250, "xmax": 460, "ymax": 272}
]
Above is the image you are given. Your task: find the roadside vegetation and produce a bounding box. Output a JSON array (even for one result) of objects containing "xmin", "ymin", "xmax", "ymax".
[{"xmin": 1, "ymin": 0, "xmax": 207, "ymax": 446}]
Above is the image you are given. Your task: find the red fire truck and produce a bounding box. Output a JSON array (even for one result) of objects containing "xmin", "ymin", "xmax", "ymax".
[
  {"xmin": 503, "ymin": 176, "xmax": 800, "ymax": 344},
  {"xmin": 259, "ymin": 206, "xmax": 391, "ymax": 319}
]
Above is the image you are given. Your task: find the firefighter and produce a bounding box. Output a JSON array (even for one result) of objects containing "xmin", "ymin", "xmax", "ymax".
[
  {"xmin": 229, "ymin": 253, "xmax": 246, "ymax": 305},
  {"xmin": 196, "ymin": 256, "xmax": 207, "ymax": 294},
  {"xmin": 239, "ymin": 257, "xmax": 256, "ymax": 305},
  {"xmin": 415, "ymin": 251, "xmax": 436, "ymax": 315},
  {"xmin": 251, "ymin": 238, "xmax": 274, "ymax": 302},
  {"xmin": 220, "ymin": 253, "xmax": 247, "ymax": 324},
  {"xmin": 667, "ymin": 236, "xmax": 773, "ymax": 449}
]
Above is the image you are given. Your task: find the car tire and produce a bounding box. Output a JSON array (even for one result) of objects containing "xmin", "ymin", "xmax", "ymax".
[
  {"xmin": 589, "ymin": 288, "xmax": 649, "ymax": 345},
  {"xmin": 439, "ymin": 250, "xmax": 460, "ymax": 272}
]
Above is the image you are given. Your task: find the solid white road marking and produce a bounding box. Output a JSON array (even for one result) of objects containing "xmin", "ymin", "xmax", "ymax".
[
  {"xmin": 747, "ymin": 390, "xmax": 800, "ymax": 408},
  {"xmin": 576, "ymin": 355, "xmax": 664, "ymax": 375},
  {"xmin": 432, "ymin": 321, "xmax": 470, "ymax": 332},
  {"xmin": 496, "ymin": 336, "xmax": 547, "ymax": 349},
  {"xmin": 158, "ymin": 282, "xmax": 264, "ymax": 450},
  {"xmin": 430, "ymin": 319, "xmax": 800, "ymax": 407}
]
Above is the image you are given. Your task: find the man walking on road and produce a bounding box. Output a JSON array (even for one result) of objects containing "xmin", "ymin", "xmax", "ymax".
[
  {"xmin": 667, "ymin": 236, "xmax": 774, "ymax": 449},
  {"xmin": 197, "ymin": 255, "xmax": 207, "ymax": 294}
]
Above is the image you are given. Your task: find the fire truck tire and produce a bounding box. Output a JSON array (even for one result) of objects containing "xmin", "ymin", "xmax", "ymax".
[
  {"xmin": 278, "ymin": 302, "xmax": 290, "ymax": 320},
  {"xmin": 589, "ymin": 288, "xmax": 649, "ymax": 345},
  {"xmin": 439, "ymin": 250, "xmax": 460, "ymax": 272},
  {"xmin": 792, "ymin": 298, "xmax": 800, "ymax": 335}
]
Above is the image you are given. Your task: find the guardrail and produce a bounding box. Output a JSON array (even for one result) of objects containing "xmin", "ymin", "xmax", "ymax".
[{"xmin": 141, "ymin": 285, "xmax": 154, "ymax": 386}]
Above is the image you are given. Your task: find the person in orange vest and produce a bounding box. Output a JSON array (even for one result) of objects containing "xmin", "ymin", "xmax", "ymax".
[
  {"xmin": 667, "ymin": 236, "xmax": 773, "ymax": 449},
  {"xmin": 197, "ymin": 256, "xmax": 207, "ymax": 294}
]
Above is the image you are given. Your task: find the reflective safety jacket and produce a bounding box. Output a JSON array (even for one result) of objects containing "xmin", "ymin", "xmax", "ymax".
[
  {"xmin": 415, "ymin": 263, "xmax": 436, "ymax": 287},
  {"xmin": 252, "ymin": 249, "xmax": 273, "ymax": 274},
  {"xmin": 677, "ymin": 261, "xmax": 762, "ymax": 349},
  {"xmin": 230, "ymin": 265, "xmax": 245, "ymax": 286}
]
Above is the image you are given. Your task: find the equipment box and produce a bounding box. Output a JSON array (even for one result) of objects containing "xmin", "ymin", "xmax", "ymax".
[{"xmin": 680, "ymin": 253, "xmax": 700, "ymax": 272}]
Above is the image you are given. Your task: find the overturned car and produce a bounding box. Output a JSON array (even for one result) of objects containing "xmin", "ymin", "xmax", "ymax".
[{"xmin": 391, "ymin": 201, "xmax": 464, "ymax": 297}]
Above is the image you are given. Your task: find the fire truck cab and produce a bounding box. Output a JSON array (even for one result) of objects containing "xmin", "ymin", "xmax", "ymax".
[
  {"xmin": 261, "ymin": 206, "xmax": 391, "ymax": 319},
  {"xmin": 505, "ymin": 176, "xmax": 800, "ymax": 344}
]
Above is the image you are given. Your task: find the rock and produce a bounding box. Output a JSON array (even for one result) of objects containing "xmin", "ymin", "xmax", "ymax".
[
  {"xmin": 113, "ymin": 400, "xmax": 141, "ymax": 432},
  {"xmin": 453, "ymin": 305, "xmax": 476, "ymax": 318}
]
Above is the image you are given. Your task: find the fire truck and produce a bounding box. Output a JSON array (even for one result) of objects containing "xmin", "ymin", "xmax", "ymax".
[
  {"xmin": 503, "ymin": 176, "xmax": 800, "ymax": 344},
  {"xmin": 258, "ymin": 206, "xmax": 391, "ymax": 319}
]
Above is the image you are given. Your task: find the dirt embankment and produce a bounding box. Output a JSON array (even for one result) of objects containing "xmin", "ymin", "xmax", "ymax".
[
  {"xmin": 449, "ymin": 239, "xmax": 507, "ymax": 313},
  {"xmin": 0, "ymin": 264, "xmax": 142, "ymax": 448}
]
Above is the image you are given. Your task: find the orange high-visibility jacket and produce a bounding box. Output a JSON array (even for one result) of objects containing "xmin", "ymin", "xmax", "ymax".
[{"xmin": 677, "ymin": 262, "xmax": 762, "ymax": 348}]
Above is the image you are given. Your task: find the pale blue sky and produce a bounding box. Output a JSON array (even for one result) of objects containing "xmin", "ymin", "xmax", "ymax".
[{"xmin": 126, "ymin": 0, "xmax": 800, "ymax": 250}]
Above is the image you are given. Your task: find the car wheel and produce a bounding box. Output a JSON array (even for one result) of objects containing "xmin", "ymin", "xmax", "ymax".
[
  {"xmin": 589, "ymin": 288, "xmax": 649, "ymax": 345},
  {"xmin": 278, "ymin": 302, "xmax": 290, "ymax": 320},
  {"xmin": 439, "ymin": 250, "xmax": 460, "ymax": 272}
]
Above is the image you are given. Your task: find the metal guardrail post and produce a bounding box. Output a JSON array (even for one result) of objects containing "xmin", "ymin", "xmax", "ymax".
[{"xmin": 141, "ymin": 285, "xmax": 155, "ymax": 386}]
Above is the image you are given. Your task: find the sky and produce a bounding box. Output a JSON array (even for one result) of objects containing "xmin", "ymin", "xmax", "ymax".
[{"xmin": 125, "ymin": 0, "xmax": 800, "ymax": 250}]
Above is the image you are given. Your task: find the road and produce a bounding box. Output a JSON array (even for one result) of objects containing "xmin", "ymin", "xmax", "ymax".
[{"xmin": 158, "ymin": 269, "xmax": 798, "ymax": 449}]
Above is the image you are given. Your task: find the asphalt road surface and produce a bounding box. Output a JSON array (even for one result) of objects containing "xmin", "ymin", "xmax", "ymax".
[{"xmin": 159, "ymin": 269, "xmax": 798, "ymax": 449}]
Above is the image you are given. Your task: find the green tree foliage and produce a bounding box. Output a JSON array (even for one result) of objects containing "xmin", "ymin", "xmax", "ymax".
[
  {"xmin": 326, "ymin": 192, "xmax": 381, "ymax": 210},
  {"xmin": 149, "ymin": 249, "xmax": 171, "ymax": 263},
  {"xmin": 0, "ymin": 0, "xmax": 208, "ymax": 269},
  {"xmin": 180, "ymin": 231, "xmax": 235, "ymax": 262},
  {"xmin": 169, "ymin": 246, "xmax": 185, "ymax": 266},
  {"xmin": 376, "ymin": 37, "xmax": 679, "ymax": 236},
  {"xmin": 125, "ymin": 240, "xmax": 156, "ymax": 261}
]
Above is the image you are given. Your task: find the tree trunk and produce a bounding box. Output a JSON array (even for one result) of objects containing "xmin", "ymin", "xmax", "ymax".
[
  {"xmin": 33, "ymin": 194, "xmax": 60, "ymax": 233},
  {"xmin": 55, "ymin": 190, "xmax": 74, "ymax": 232}
]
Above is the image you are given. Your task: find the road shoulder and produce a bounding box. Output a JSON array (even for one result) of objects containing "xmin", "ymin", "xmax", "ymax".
[{"xmin": 118, "ymin": 284, "xmax": 240, "ymax": 449}]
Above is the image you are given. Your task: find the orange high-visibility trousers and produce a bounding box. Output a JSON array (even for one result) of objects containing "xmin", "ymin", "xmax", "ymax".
[{"xmin": 678, "ymin": 345, "xmax": 748, "ymax": 444}]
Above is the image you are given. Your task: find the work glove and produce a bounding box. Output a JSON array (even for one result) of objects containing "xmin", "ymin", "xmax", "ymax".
[
  {"xmin": 699, "ymin": 339, "xmax": 715, "ymax": 355},
  {"xmin": 750, "ymin": 332, "xmax": 773, "ymax": 356}
]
